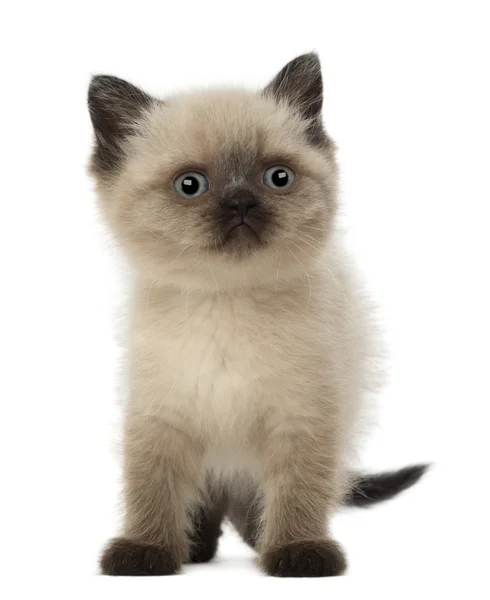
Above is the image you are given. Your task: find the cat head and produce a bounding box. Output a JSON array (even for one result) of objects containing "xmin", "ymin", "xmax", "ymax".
[{"xmin": 88, "ymin": 53, "xmax": 338, "ymax": 291}]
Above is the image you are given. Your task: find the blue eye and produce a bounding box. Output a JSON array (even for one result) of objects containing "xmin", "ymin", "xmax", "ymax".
[
  {"xmin": 263, "ymin": 166, "xmax": 295, "ymax": 190},
  {"xmin": 174, "ymin": 172, "xmax": 209, "ymax": 198}
]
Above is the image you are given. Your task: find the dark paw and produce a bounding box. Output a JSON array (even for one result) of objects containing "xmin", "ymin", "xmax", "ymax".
[
  {"xmin": 100, "ymin": 537, "xmax": 180, "ymax": 576},
  {"xmin": 188, "ymin": 534, "xmax": 220, "ymax": 564},
  {"xmin": 261, "ymin": 539, "xmax": 347, "ymax": 577},
  {"xmin": 187, "ymin": 508, "xmax": 224, "ymax": 564}
]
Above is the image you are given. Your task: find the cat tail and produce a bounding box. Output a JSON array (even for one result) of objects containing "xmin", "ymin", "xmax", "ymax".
[{"xmin": 344, "ymin": 464, "xmax": 429, "ymax": 508}]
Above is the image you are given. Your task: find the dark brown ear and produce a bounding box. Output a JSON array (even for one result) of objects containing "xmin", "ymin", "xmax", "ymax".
[
  {"xmin": 88, "ymin": 75, "xmax": 153, "ymax": 175},
  {"xmin": 264, "ymin": 53, "xmax": 327, "ymax": 146}
]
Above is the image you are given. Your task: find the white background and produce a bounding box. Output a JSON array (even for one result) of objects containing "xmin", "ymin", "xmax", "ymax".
[{"xmin": 1, "ymin": 1, "xmax": 489, "ymax": 597}]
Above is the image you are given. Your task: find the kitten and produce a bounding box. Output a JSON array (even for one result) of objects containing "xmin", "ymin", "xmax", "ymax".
[{"xmin": 88, "ymin": 53, "xmax": 427, "ymax": 577}]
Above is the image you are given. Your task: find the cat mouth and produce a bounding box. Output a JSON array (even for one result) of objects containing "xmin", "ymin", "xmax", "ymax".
[
  {"xmin": 225, "ymin": 221, "xmax": 260, "ymax": 241},
  {"xmin": 217, "ymin": 218, "xmax": 265, "ymax": 256},
  {"xmin": 213, "ymin": 208, "xmax": 271, "ymax": 256}
]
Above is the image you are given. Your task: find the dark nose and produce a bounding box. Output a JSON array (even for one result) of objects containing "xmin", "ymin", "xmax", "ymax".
[{"xmin": 226, "ymin": 193, "xmax": 259, "ymax": 218}]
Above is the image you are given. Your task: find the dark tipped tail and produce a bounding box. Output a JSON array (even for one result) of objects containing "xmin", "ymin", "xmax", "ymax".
[{"xmin": 344, "ymin": 464, "xmax": 429, "ymax": 508}]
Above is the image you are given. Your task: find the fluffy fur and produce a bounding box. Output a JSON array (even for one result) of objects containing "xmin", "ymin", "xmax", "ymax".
[{"xmin": 89, "ymin": 53, "xmax": 426, "ymax": 577}]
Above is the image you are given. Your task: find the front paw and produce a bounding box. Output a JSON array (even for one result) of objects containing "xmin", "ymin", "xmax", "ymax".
[
  {"xmin": 260, "ymin": 539, "xmax": 347, "ymax": 577},
  {"xmin": 100, "ymin": 537, "xmax": 180, "ymax": 576}
]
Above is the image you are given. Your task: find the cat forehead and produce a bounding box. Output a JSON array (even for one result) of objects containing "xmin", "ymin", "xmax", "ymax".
[{"xmin": 140, "ymin": 89, "xmax": 309, "ymax": 161}]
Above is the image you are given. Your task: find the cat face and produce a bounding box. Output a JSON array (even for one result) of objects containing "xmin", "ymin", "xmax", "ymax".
[{"xmin": 88, "ymin": 54, "xmax": 338, "ymax": 290}]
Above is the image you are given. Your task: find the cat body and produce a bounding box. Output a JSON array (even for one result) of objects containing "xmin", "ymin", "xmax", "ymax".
[
  {"xmin": 89, "ymin": 54, "xmax": 426, "ymax": 577},
  {"xmin": 130, "ymin": 241, "xmax": 366, "ymax": 471}
]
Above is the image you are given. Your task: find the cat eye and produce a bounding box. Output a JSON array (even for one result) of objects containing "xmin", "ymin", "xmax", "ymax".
[
  {"xmin": 174, "ymin": 172, "xmax": 210, "ymax": 198},
  {"xmin": 262, "ymin": 166, "xmax": 295, "ymax": 190}
]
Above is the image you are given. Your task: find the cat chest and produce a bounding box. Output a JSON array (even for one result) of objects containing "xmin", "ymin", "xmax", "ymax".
[
  {"xmin": 148, "ymin": 296, "xmax": 279, "ymax": 402},
  {"xmin": 134, "ymin": 293, "xmax": 317, "ymax": 440}
]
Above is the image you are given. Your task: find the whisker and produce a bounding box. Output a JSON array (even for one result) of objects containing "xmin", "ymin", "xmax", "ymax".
[
  {"xmin": 165, "ymin": 245, "xmax": 192, "ymax": 271},
  {"xmin": 300, "ymin": 224, "xmax": 328, "ymax": 232},
  {"xmin": 290, "ymin": 237, "xmax": 349, "ymax": 304},
  {"xmin": 284, "ymin": 242, "xmax": 312, "ymax": 306},
  {"xmin": 293, "ymin": 234, "xmax": 324, "ymax": 254},
  {"xmin": 275, "ymin": 252, "xmax": 283, "ymax": 292}
]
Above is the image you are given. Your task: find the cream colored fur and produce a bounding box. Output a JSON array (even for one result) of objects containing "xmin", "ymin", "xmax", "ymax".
[{"xmin": 91, "ymin": 66, "xmax": 379, "ymax": 573}]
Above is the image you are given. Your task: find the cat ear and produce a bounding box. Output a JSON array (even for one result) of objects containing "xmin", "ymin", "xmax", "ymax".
[
  {"xmin": 264, "ymin": 53, "xmax": 327, "ymax": 146},
  {"xmin": 88, "ymin": 75, "xmax": 154, "ymax": 174}
]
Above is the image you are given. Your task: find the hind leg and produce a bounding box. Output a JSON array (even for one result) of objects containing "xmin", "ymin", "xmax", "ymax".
[
  {"xmin": 227, "ymin": 477, "xmax": 263, "ymax": 551},
  {"xmin": 187, "ymin": 478, "xmax": 227, "ymax": 563}
]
